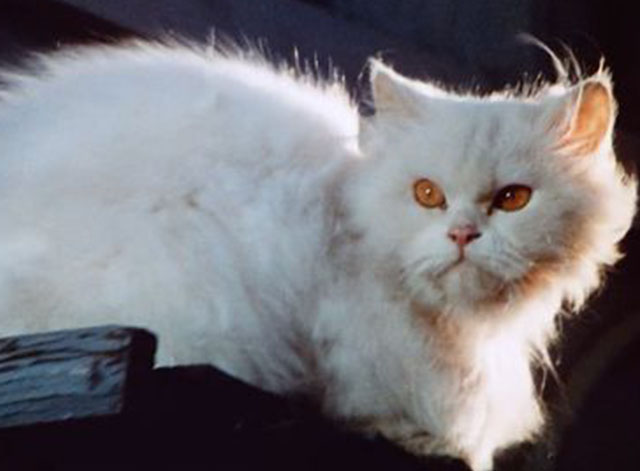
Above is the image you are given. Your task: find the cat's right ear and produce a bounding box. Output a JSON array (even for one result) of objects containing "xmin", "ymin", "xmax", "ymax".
[
  {"xmin": 368, "ymin": 59, "xmax": 419, "ymax": 116},
  {"xmin": 546, "ymin": 77, "xmax": 616, "ymax": 157}
]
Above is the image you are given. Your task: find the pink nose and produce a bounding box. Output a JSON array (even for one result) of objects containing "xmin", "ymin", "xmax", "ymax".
[{"xmin": 448, "ymin": 224, "xmax": 481, "ymax": 246}]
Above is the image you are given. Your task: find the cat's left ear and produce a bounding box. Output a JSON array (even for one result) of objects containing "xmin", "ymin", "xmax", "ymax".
[
  {"xmin": 547, "ymin": 77, "xmax": 615, "ymax": 156},
  {"xmin": 368, "ymin": 59, "xmax": 420, "ymax": 116}
]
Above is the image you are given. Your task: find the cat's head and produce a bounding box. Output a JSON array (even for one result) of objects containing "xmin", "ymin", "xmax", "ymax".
[{"xmin": 345, "ymin": 60, "xmax": 636, "ymax": 315}]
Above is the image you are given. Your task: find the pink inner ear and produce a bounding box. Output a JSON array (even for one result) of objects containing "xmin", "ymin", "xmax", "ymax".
[{"xmin": 555, "ymin": 81, "xmax": 613, "ymax": 156}]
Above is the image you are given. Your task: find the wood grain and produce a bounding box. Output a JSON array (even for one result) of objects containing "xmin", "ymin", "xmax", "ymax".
[{"xmin": 0, "ymin": 326, "xmax": 156, "ymax": 428}]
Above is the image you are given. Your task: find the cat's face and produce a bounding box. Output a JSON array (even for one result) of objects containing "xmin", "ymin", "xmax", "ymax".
[{"xmin": 345, "ymin": 62, "xmax": 636, "ymax": 314}]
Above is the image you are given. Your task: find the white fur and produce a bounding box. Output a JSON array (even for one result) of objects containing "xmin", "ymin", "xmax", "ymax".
[{"xmin": 0, "ymin": 42, "xmax": 635, "ymax": 470}]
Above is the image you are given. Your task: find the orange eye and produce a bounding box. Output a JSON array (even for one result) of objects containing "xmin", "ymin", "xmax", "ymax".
[
  {"xmin": 413, "ymin": 178, "xmax": 446, "ymax": 209},
  {"xmin": 492, "ymin": 185, "xmax": 532, "ymax": 212}
]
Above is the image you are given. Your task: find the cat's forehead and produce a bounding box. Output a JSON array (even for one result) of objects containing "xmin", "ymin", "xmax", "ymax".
[
  {"xmin": 431, "ymin": 98, "xmax": 537, "ymax": 144},
  {"xmin": 407, "ymin": 100, "xmax": 545, "ymax": 189}
]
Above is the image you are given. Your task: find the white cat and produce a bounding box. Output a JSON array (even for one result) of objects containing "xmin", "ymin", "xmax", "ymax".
[{"xmin": 0, "ymin": 41, "xmax": 635, "ymax": 470}]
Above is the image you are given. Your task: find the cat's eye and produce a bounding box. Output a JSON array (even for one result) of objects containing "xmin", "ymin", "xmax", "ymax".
[
  {"xmin": 492, "ymin": 185, "xmax": 532, "ymax": 212},
  {"xmin": 414, "ymin": 178, "xmax": 446, "ymax": 209}
]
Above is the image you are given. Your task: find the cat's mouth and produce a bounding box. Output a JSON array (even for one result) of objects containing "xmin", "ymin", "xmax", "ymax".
[
  {"xmin": 438, "ymin": 259, "xmax": 464, "ymax": 278},
  {"xmin": 414, "ymin": 251, "xmax": 506, "ymax": 291},
  {"xmin": 436, "ymin": 253, "xmax": 470, "ymax": 278},
  {"xmin": 439, "ymin": 253, "xmax": 506, "ymax": 282}
]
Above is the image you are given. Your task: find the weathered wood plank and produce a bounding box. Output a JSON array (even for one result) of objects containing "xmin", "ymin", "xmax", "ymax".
[{"xmin": 0, "ymin": 326, "xmax": 156, "ymax": 429}]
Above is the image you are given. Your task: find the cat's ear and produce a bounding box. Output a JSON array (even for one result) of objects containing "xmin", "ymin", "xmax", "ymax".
[
  {"xmin": 368, "ymin": 59, "xmax": 419, "ymax": 116},
  {"xmin": 547, "ymin": 77, "xmax": 615, "ymax": 156}
]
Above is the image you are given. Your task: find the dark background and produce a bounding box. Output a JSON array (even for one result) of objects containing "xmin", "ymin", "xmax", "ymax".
[{"xmin": 0, "ymin": 1, "xmax": 638, "ymax": 470}]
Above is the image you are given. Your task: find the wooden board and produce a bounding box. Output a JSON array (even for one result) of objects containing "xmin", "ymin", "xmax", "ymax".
[{"xmin": 0, "ymin": 326, "xmax": 156, "ymax": 428}]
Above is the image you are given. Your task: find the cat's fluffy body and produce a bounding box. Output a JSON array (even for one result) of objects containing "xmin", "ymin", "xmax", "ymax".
[{"xmin": 0, "ymin": 42, "xmax": 635, "ymax": 470}]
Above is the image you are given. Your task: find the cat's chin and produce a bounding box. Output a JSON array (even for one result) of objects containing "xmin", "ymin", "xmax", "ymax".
[
  {"xmin": 445, "ymin": 263, "xmax": 508, "ymax": 302},
  {"xmin": 412, "ymin": 260, "xmax": 511, "ymax": 312}
]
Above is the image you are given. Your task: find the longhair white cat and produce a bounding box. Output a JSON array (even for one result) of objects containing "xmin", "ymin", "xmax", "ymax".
[{"xmin": 0, "ymin": 41, "xmax": 635, "ymax": 470}]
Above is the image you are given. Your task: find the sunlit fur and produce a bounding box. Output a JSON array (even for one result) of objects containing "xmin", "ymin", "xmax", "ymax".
[{"xmin": 0, "ymin": 42, "xmax": 635, "ymax": 470}]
